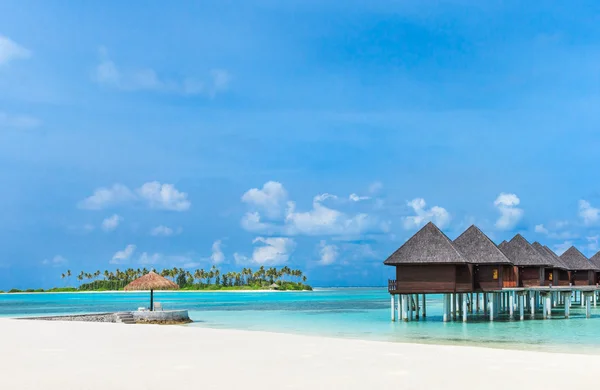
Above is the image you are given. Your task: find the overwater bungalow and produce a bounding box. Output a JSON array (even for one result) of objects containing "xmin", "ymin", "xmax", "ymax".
[
  {"xmin": 498, "ymin": 234, "xmax": 552, "ymax": 287},
  {"xmin": 384, "ymin": 222, "xmax": 472, "ymax": 294},
  {"xmin": 559, "ymin": 247, "xmax": 599, "ymax": 286},
  {"xmin": 453, "ymin": 225, "xmax": 515, "ymax": 291},
  {"xmin": 531, "ymin": 242, "xmax": 570, "ymax": 286},
  {"xmin": 589, "ymin": 251, "xmax": 600, "ymax": 283}
]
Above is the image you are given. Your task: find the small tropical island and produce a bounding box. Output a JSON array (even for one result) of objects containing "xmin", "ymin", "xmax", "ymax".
[{"xmin": 2, "ymin": 266, "xmax": 312, "ymax": 293}]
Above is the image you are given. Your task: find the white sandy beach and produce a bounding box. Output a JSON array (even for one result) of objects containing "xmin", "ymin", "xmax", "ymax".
[{"xmin": 1, "ymin": 318, "xmax": 598, "ymax": 390}]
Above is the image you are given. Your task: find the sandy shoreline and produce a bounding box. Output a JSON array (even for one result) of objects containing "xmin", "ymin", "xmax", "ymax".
[{"xmin": 1, "ymin": 318, "xmax": 598, "ymax": 390}]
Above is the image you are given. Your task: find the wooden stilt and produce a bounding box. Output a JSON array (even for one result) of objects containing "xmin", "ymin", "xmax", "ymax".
[
  {"xmin": 462, "ymin": 296, "xmax": 468, "ymax": 322},
  {"xmin": 594, "ymin": 292, "xmax": 597, "ymax": 308},
  {"xmin": 391, "ymin": 295, "xmax": 395, "ymax": 321},
  {"xmin": 402, "ymin": 295, "xmax": 408, "ymax": 322},
  {"xmin": 509, "ymin": 294, "xmax": 514, "ymax": 317},
  {"xmin": 582, "ymin": 291, "xmax": 585, "ymax": 307},
  {"xmin": 530, "ymin": 293, "xmax": 535, "ymax": 316},
  {"xmin": 564, "ymin": 294, "xmax": 570, "ymax": 318},
  {"xmin": 415, "ymin": 294, "xmax": 420, "ymax": 319},
  {"xmin": 476, "ymin": 293, "xmax": 480, "ymax": 312},
  {"xmin": 519, "ymin": 294, "xmax": 524, "ymax": 320},
  {"xmin": 483, "ymin": 293, "xmax": 488, "ymax": 315},
  {"xmin": 443, "ymin": 294, "xmax": 449, "ymax": 322},
  {"xmin": 542, "ymin": 295, "xmax": 548, "ymax": 319},
  {"xmin": 586, "ymin": 295, "xmax": 592, "ymax": 318},
  {"xmin": 422, "ymin": 294, "xmax": 427, "ymax": 318},
  {"xmin": 396, "ymin": 293, "xmax": 401, "ymax": 321},
  {"xmin": 489, "ymin": 295, "xmax": 494, "ymax": 321},
  {"xmin": 470, "ymin": 293, "xmax": 473, "ymax": 313},
  {"xmin": 546, "ymin": 295, "xmax": 552, "ymax": 318}
]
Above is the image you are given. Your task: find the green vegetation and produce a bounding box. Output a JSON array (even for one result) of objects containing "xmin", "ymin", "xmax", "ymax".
[{"xmin": 5, "ymin": 266, "xmax": 312, "ymax": 293}]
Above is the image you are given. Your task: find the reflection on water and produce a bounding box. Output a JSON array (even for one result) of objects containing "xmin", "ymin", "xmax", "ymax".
[{"xmin": 2, "ymin": 288, "xmax": 600, "ymax": 354}]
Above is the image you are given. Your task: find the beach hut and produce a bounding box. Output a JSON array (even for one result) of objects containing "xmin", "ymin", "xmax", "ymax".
[
  {"xmin": 498, "ymin": 234, "xmax": 551, "ymax": 287},
  {"xmin": 531, "ymin": 242, "xmax": 570, "ymax": 286},
  {"xmin": 269, "ymin": 283, "xmax": 280, "ymax": 290},
  {"xmin": 453, "ymin": 225, "xmax": 515, "ymax": 291},
  {"xmin": 589, "ymin": 251, "xmax": 600, "ymax": 283},
  {"xmin": 124, "ymin": 271, "xmax": 179, "ymax": 311},
  {"xmin": 384, "ymin": 222, "xmax": 472, "ymax": 294},
  {"xmin": 559, "ymin": 247, "xmax": 598, "ymax": 285}
]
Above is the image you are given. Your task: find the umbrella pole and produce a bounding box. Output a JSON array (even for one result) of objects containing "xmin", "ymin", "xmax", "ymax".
[{"xmin": 150, "ymin": 289, "xmax": 154, "ymax": 311}]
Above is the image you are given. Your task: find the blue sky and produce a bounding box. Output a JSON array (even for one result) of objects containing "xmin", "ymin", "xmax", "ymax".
[{"xmin": 2, "ymin": 1, "xmax": 600, "ymax": 289}]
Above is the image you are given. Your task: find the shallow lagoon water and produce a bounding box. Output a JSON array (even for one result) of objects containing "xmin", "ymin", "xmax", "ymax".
[{"xmin": 2, "ymin": 288, "xmax": 600, "ymax": 354}]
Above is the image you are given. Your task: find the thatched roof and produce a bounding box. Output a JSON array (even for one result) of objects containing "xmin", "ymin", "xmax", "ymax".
[
  {"xmin": 384, "ymin": 222, "xmax": 467, "ymax": 265},
  {"xmin": 560, "ymin": 246, "xmax": 599, "ymax": 271},
  {"xmin": 123, "ymin": 271, "xmax": 179, "ymax": 291},
  {"xmin": 453, "ymin": 225, "xmax": 512, "ymax": 265},
  {"xmin": 499, "ymin": 234, "xmax": 552, "ymax": 267},
  {"xmin": 531, "ymin": 242, "xmax": 569, "ymax": 270},
  {"xmin": 590, "ymin": 250, "xmax": 600, "ymax": 269}
]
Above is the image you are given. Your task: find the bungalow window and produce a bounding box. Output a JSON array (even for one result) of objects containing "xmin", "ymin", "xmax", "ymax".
[
  {"xmin": 492, "ymin": 269, "xmax": 498, "ymax": 280},
  {"xmin": 549, "ymin": 273, "xmax": 553, "ymax": 281}
]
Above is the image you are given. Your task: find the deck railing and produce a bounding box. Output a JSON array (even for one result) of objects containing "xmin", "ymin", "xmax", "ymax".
[{"xmin": 388, "ymin": 279, "xmax": 397, "ymax": 292}]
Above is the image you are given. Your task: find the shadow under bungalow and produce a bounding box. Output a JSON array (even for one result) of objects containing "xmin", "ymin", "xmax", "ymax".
[{"xmin": 385, "ymin": 222, "xmax": 600, "ymax": 322}]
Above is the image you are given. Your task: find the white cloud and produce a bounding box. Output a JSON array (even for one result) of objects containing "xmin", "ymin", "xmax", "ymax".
[
  {"xmin": 150, "ymin": 225, "xmax": 182, "ymax": 237},
  {"xmin": 92, "ymin": 47, "xmax": 229, "ymax": 97},
  {"xmin": 242, "ymin": 181, "xmax": 288, "ymax": 219},
  {"xmin": 0, "ymin": 36, "xmax": 31, "ymax": 65},
  {"xmin": 554, "ymin": 241, "xmax": 573, "ymax": 256},
  {"xmin": 0, "ymin": 112, "xmax": 40, "ymax": 129},
  {"xmin": 579, "ymin": 200, "xmax": 600, "ymax": 225},
  {"xmin": 587, "ymin": 235, "xmax": 599, "ymax": 253},
  {"xmin": 211, "ymin": 240, "xmax": 225, "ymax": 264},
  {"xmin": 78, "ymin": 182, "xmax": 190, "ymax": 211},
  {"xmin": 317, "ymin": 241, "xmax": 338, "ymax": 266},
  {"xmin": 349, "ymin": 193, "xmax": 370, "ymax": 202},
  {"xmin": 138, "ymin": 181, "xmax": 190, "ymax": 211},
  {"xmin": 101, "ymin": 214, "xmax": 123, "ymax": 232},
  {"xmin": 110, "ymin": 244, "xmax": 136, "ymax": 264},
  {"xmin": 403, "ymin": 198, "xmax": 451, "ymax": 229},
  {"xmin": 494, "ymin": 193, "xmax": 524, "ymax": 230},
  {"xmin": 534, "ymin": 222, "xmax": 578, "ymax": 240},
  {"xmin": 234, "ymin": 237, "xmax": 295, "ymax": 266},
  {"xmin": 240, "ymin": 182, "xmax": 388, "ymax": 237},
  {"xmin": 42, "ymin": 255, "xmax": 68, "ymax": 267},
  {"xmin": 78, "ymin": 184, "xmax": 136, "ymax": 210},
  {"xmin": 138, "ymin": 252, "xmax": 161, "ymax": 265},
  {"xmin": 368, "ymin": 181, "xmax": 383, "ymax": 194},
  {"xmin": 285, "ymin": 196, "xmax": 386, "ymax": 236}
]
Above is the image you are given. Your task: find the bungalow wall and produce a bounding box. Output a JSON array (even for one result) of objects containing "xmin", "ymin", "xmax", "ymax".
[
  {"xmin": 519, "ymin": 267, "xmax": 544, "ymax": 287},
  {"xmin": 572, "ymin": 270, "xmax": 595, "ymax": 286},
  {"xmin": 474, "ymin": 265, "xmax": 517, "ymax": 291},
  {"xmin": 555, "ymin": 270, "xmax": 571, "ymax": 286},
  {"xmin": 394, "ymin": 264, "xmax": 473, "ymax": 294}
]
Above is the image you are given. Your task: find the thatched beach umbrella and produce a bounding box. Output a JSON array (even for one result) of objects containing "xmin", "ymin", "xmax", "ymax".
[{"xmin": 124, "ymin": 271, "xmax": 179, "ymax": 311}]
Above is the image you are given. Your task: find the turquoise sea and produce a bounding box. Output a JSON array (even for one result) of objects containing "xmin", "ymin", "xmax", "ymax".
[{"xmin": 2, "ymin": 288, "xmax": 600, "ymax": 354}]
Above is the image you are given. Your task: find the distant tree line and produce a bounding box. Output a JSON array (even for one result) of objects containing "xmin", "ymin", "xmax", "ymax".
[{"xmin": 54, "ymin": 265, "xmax": 310, "ymax": 291}]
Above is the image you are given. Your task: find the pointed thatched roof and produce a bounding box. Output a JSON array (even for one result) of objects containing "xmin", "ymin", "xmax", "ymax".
[
  {"xmin": 560, "ymin": 247, "xmax": 599, "ymax": 271},
  {"xmin": 453, "ymin": 225, "xmax": 512, "ymax": 264},
  {"xmin": 590, "ymin": 250, "xmax": 600, "ymax": 269},
  {"xmin": 384, "ymin": 222, "xmax": 467, "ymax": 265},
  {"xmin": 532, "ymin": 242, "xmax": 569, "ymax": 270},
  {"xmin": 499, "ymin": 234, "xmax": 552, "ymax": 267},
  {"xmin": 123, "ymin": 271, "xmax": 179, "ymax": 291}
]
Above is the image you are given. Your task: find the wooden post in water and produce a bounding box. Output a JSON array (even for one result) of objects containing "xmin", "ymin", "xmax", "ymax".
[
  {"xmin": 401, "ymin": 295, "xmax": 408, "ymax": 322},
  {"xmin": 489, "ymin": 295, "xmax": 494, "ymax": 321},
  {"xmin": 391, "ymin": 295, "xmax": 395, "ymax": 321},
  {"xmin": 509, "ymin": 293, "xmax": 514, "ymax": 317},
  {"xmin": 396, "ymin": 294, "xmax": 401, "ymax": 321},
  {"xmin": 546, "ymin": 295, "xmax": 552, "ymax": 319},
  {"xmin": 462, "ymin": 297, "xmax": 467, "ymax": 322},
  {"xmin": 443, "ymin": 294, "xmax": 448, "ymax": 322},
  {"xmin": 530, "ymin": 293, "xmax": 535, "ymax": 316},
  {"xmin": 519, "ymin": 294, "xmax": 525, "ymax": 320},
  {"xmin": 415, "ymin": 294, "xmax": 420, "ymax": 319},
  {"xmin": 564, "ymin": 293, "xmax": 570, "ymax": 318},
  {"xmin": 476, "ymin": 293, "xmax": 480, "ymax": 312},
  {"xmin": 542, "ymin": 295, "xmax": 548, "ymax": 319},
  {"xmin": 422, "ymin": 294, "xmax": 427, "ymax": 318},
  {"xmin": 586, "ymin": 295, "xmax": 592, "ymax": 318}
]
